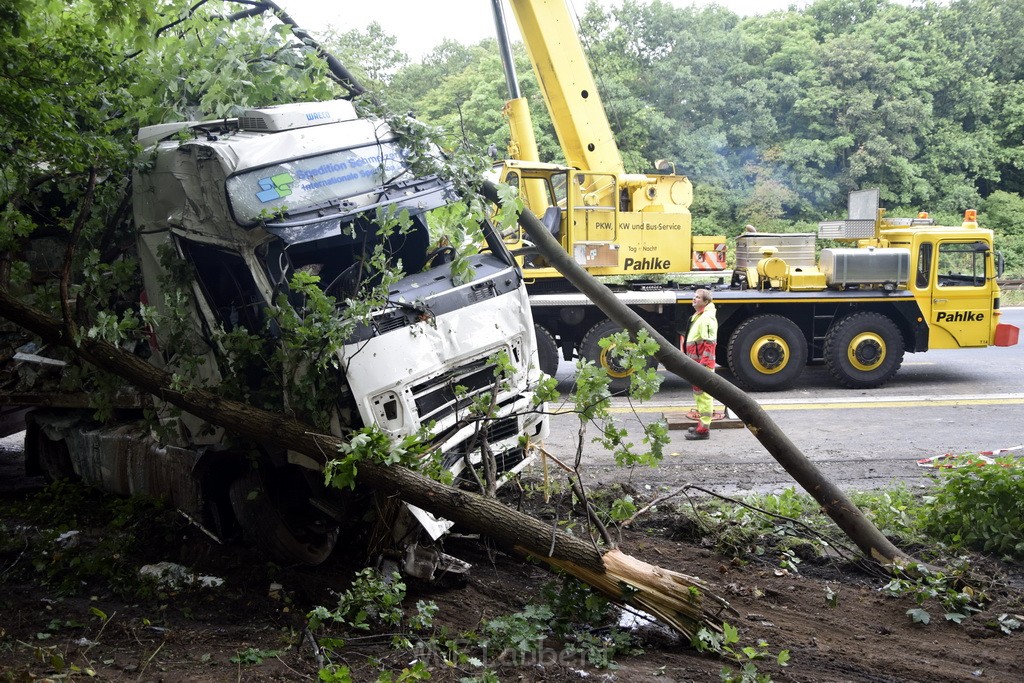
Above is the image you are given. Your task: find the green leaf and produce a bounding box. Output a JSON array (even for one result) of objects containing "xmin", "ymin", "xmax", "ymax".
[
  {"xmin": 907, "ymin": 608, "xmax": 931, "ymax": 624},
  {"xmin": 722, "ymin": 621, "xmax": 740, "ymax": 646}
]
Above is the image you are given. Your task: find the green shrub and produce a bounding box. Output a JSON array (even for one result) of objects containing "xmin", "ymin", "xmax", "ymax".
[
  {"xmin": 921, "ymin": 456, "xmax": 1024, "ymax": 558},
  {"xmin": 849, "ymin": 486, "xmax": 926, "ymax": 544}
]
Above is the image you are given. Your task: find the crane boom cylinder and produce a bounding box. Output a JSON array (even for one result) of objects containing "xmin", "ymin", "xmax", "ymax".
[
  {"xmin": 508, "ymin": 0, "xmax": 625, "ymax": 174},
  {"xmin": 491, "ymin": 0, "xmax": 522, "ymax": 100}
]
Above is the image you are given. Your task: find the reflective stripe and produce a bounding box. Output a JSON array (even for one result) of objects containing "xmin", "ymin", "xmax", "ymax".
[{"xmin": 691, "ymin": 245, "xmax": 727, "ymax": 271}]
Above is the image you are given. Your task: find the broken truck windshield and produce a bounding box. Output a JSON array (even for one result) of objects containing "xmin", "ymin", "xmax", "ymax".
[{"xmin": 226, "ymin": 141, "xmax": 410, "ymax": 225}]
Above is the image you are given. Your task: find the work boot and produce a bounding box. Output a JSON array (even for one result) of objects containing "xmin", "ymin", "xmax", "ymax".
[
  {"xmin": 685, "ymin": 428, "xmax": 709, "ymax": 441},
  {"xmin": 687, "ymin": 425, "xmax": 711, "ymax": 434}
]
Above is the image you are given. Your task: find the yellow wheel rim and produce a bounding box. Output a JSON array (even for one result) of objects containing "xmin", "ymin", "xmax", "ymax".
[
  {"xmin": 600, "ymin": 344, "xmax": 632, "ymax": 379},
  {"xmin": 847, "ymin": 332, "xmax": 885, "ymax": 371},
  {"xmin": 749, "ymin": 335, "xmax": 789, "ymax": 375}
]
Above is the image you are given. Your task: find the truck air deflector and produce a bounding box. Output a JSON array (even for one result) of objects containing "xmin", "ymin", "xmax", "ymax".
[{"xmin": 226, "ymin": 141, "xmax": 411, "ymax": 225}]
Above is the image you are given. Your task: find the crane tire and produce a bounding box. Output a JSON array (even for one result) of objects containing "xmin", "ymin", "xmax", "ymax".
[
  {"xmin": 715, "ymin": 344, "xmax": 730, "ymax": 371},
  {"xmin": 824, "ymin": 312, "xmax": 904, "ymax": 389},
  {"xmin": 727, "ymin": 314, "xmax": 807, "ymax": 391},
  {"xmin": 579, "ymin": 318, "xmax": 656, "ymax": 395}
]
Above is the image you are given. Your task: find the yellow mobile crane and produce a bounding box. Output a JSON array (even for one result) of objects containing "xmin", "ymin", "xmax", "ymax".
[
  {"xmin": 492, "ymin": 0, "xmax": 1018, "ymax": 391},
  {"xmin": 491, "ymin": 0, "xmax": 727, "ymax": 275}
]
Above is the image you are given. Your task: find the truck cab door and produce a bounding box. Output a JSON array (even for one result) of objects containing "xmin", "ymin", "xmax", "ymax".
[{"xmin": 926, "ymin": 240, "xmax": 996, "ymax": 348}]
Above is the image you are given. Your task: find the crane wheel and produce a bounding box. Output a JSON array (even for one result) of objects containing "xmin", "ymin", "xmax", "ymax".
[
  {"xmin": 727, "ymin": 315, "xmax": 808, "ymax": 391},
  {"xmin": 824, "ymin": 312, "xmax": 904, "ymax": 389},
  {"xmin": 579, "ymin": 318, "xmax": 656, "ymax": 395}
]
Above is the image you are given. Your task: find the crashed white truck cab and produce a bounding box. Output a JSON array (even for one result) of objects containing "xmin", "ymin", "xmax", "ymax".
[{"xmin": 27, "ymin": 100, "xmax": 548, "ymax": 575}]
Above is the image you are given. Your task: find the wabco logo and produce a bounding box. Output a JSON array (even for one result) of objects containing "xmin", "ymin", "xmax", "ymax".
[
  {"xmin": 255, "ymin": 173, "xmax": 294, "ymax": 202},
  {"xmin": 623, "ymin": 257, "xmax": 671, "ymax": 270},
  {"xmin": 936, "ymin": 311, "xmax": 985, "ymax": 322},
  {"xmin": 306, "ymin": 111, "xmax": 331, "ymax": 121}
]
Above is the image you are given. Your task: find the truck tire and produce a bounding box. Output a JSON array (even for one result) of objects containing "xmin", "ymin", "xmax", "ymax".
[
  {"xmin": 727, "ymin": 315, "xmax": 807, "ymax": 391},
  {"xmin": 824, "ymin": 312, "xmax": 904, "ymax": 389},
  {"xmin": 579, "ymin": 318, "xmax": 655, "ymax": 394},
  {"xmin": 229, "ymin": 469, "xmax": 338, "ymax": 566},
  {"xmin": 534, "ymin": 324, "xmax": 559, "ymax": 377},
  {"xmin": 24, "ymin": 414, "xmax": 78, "ymax": 482}
]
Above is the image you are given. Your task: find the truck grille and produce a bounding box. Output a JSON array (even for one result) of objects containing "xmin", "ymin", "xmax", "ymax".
[
  {"xmin": 467, "ymin": 281, "xmax": 496, "ymax": 303},
  {"xmin": 442, "ymin": 415, "xmax": 526, "ymax": 471},
  {"xmin": 412, "ymin": 358, "xmax": 500, "ymax": 423}
]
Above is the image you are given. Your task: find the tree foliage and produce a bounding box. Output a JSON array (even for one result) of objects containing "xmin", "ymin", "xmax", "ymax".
[
  {"xmin": 348, "ymin": 0, "xmax": 1024, "ymax": 272},
  {"xmin": 6, "ymin": 0, "xmax": 1023, "ymax": 275}
]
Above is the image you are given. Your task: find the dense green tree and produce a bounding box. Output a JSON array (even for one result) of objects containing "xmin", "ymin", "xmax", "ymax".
[
  {"xmin": 8, "ymin": 0, "xmax": 1019, "ymax": 274},
  {"xmin": 388, "ymin": 39, "xmax": 559, "ymax": 161},
  {"xmin": 321, "ymin": 21, "xmax": 409, "ymax": 88},
  {"xmin": 377, "ymin": 0, "xmax": 1023, "ymax": 231},
  {"xmin": 2, "ymin": 0, "xmax": 346, "ymax": 294},
  {"xmin": 980, "ymin": 191, "xmax": 1024, "ymax": 275}
]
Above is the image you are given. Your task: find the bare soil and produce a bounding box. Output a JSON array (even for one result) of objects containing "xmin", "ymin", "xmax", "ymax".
[{"xmin": 1, "ymin": 447, "xmax": 1022, "ymax": 682}]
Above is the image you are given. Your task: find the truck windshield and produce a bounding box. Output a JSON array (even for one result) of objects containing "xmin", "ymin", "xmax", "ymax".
[{"xmin": 226, "ymin": 142, "xmax": 409, "ymax": 225}]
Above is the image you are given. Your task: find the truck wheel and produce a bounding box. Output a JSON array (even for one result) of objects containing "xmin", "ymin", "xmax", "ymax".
[
  {"xmin": 727, "ymin": 315, "xmax": 807, "ymax": 391},
  {"xmin": 534, "ymin": 324, "xmax": 559, "ymax": 376},
  {"xmin": 229, "ymin": 469, "xmax": 338, "ymax": 566},
  {"xmin": 580, "ymin": 318, "xmax": 655, "ymax": 394},
  {"xmin": 24, "ymin": 415, "xmax": 78, "ymax": 482},
  {"xmin": 824, "ymin": 312, "xmax": 904, "ymax": 389}
]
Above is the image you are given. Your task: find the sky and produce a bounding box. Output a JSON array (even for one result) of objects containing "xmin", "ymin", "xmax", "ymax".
[{"xmin": 279, "ymin": 0, "xmax": 810, "ymax": 60}]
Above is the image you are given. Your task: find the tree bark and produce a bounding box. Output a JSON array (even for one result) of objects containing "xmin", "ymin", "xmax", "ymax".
[{"xmin": 482, "ymin": 180, "xmax": 913, "ymax": 567}]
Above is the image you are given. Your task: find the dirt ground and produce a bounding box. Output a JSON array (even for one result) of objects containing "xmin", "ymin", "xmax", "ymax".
[{"xmin": 1, "ymin": 442, "xmax": 1023, "ymax": 682}]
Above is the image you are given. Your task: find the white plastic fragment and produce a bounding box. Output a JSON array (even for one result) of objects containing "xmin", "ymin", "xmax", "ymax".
[{"xmin": 139, "ymin": 561, "xmax": 224, "ymax": 588}]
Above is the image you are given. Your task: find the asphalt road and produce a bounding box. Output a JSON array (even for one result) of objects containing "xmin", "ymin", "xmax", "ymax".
[{"xmin": 544, "ymin": 306, "xmax": 1024, "ymax": 496}]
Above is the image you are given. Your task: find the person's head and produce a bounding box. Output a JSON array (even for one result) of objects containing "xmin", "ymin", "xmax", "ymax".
[{"xmin": 692, "ymin": 288, "xmax": 712, "ymax": 311}]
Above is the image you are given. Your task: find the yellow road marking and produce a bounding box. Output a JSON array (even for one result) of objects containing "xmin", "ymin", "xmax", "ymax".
[
  {"xmin": 608, "ymin": 397, "xmax": 1024, "ymax": 414},
  {"xmin": 754, "ymin": 397, "xmax": 1024, "ymax": 411}
]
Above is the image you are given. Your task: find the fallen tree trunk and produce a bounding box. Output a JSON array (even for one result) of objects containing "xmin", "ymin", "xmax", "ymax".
[
  {"xmin": 481, "ymin": 180, "xmax": 913, "ymax": 568},
  {"xmin": 0, "ymin": 285, "xmax": 732, "ymax": 640}
]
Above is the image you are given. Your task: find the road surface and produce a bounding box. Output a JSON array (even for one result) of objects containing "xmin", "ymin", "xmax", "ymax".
[{"xmin": 543, "ymin": 307, "xmax": 1024, "ymax": 496}]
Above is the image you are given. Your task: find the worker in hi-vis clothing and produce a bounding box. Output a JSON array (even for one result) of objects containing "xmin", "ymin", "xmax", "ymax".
[{"xmin": 683, "ymin": 289, "xmax": 718, "ymax": 440}]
